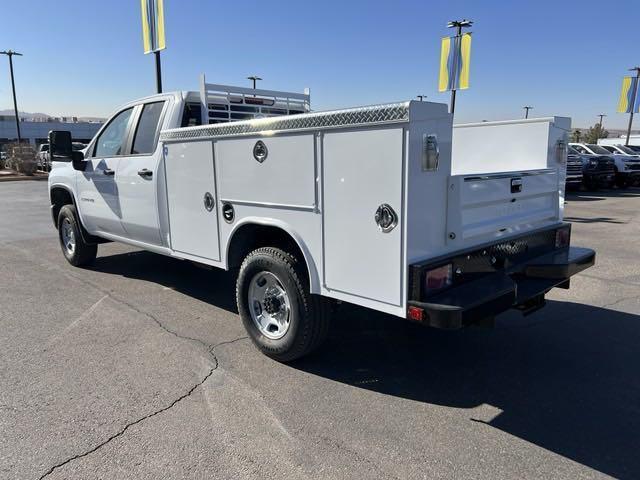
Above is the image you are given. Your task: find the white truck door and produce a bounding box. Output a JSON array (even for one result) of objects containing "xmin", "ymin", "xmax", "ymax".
[
  {"xmin": 76, "ymin": 107, "xmax": 134, "ymax": 236},
  {"xmin": 164, "ymin": 141, "xmax": 220, "ymax": 261},
  {"xmin": 115, "ymin": 101, "xmax": 166, "ymax": 246}
]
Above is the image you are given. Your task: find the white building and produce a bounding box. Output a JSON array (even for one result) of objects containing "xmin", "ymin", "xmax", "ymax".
[{"xmin": 0, "ymin": 115, "xmax": 103, "ymax": 151}]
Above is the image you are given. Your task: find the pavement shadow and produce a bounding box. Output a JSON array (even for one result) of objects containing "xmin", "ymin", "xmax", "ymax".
[
  {"xmin": 564, "ymin": 216, "xmax": 626, "ymax": 224},
  {"xmin": 88, "ymin": 249, "xmax": 238, "ymax": 313},
  {"xmin": 294, "ymin": 300, "xmax": 640, "ymax": 479},
  {"xmin": 566, "ymin": 187, "xmax": 640, "ymax": 202},
  {"xmin": 88, "ymin": 249, "xmax": 640, "ymax": 477}
]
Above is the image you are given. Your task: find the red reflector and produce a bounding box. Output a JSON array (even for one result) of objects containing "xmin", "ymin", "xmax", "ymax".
[
  {"xmin": 407, "ymin": 306, "xmax": 424, "ymax": 322},
  {"xmin": 555, "ymin": 227, "xmax": 570, "ymax": 248}
]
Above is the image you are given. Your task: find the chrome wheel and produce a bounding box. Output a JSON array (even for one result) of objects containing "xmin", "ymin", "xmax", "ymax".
[
  {"xmin": 61, "ymin": 217, "xmax": 76, "ymax": 256},
  {"xmin": 248, "ymin": 271, "xmax": 291, "ymax": 340}
]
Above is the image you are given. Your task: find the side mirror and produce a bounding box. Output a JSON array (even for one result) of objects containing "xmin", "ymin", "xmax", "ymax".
[
  {"xmin": 49, "ymin": 130, "xmax": 86, "ymax": 171},
  {"xmin": 49, "ymin": 130, "xmax": 73, "ymax": 159}
]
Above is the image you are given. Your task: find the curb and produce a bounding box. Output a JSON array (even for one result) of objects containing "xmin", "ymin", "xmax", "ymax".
[{"xmin": 0, "ymin": 175, "xmax": 49, "ymax": 183}]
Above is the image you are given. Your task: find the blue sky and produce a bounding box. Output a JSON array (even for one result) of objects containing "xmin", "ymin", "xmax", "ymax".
[{"xmin": 1, "ymin": 0, "xmax": 639, "ymax": 129}]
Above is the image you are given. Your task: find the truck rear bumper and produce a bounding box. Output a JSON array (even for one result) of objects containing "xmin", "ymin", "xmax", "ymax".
[{"xmin": 407, "ymin": 246, "xmax": 595, "ymax": 330}]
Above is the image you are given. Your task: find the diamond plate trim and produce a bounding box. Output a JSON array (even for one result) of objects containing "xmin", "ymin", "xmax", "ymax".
[{"xmin": 160, "ymin": 102, "xmax": 410, "ymax": 141}]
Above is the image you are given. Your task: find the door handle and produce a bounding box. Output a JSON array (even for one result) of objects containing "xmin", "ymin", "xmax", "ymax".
[
  {"xmin": 103, "ymin": 168, "xmax": 115, "ymax": 176},
  {"xmin": 138, "ymin": 169, "xmax": 153, "ymax": 178}
]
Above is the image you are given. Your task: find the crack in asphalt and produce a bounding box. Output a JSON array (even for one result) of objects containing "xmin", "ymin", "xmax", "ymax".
[
  {"xmin": 2, "ymin": 244, "xmax": 251, "ymax": 479},
  {"xmin": 37, "ymin": 336, "xmax": 247, "ymax": 480}
]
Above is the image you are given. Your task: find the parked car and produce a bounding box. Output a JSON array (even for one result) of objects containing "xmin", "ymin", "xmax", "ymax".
[
  {"xmin": 570, "ymin": 142, "xmax": 640, "ymax": 187},
  {"xmin": 37, "ymin": 142, "xmax": 86, "ymax": 172},
  {"xmin": 36, "ymin": 143, "xmax": 50, "ymax": 170},
  {"xmin": 601, "ymin": 144, "xmax": 640, "ymax": 158},
  {"xmin": 569, "ymin": 144, "xmax": 616, "ymax": 189},
  {"xmin": 46, "ymin": 80, "xmax": 595, "ymax": 361},
  {"xmin": 565, "ymin": 149, "xmax": 584, "ymax": 189},
  {"xmin": 624, "ymin": 145, "xmax": 640, "ymax": 154}
]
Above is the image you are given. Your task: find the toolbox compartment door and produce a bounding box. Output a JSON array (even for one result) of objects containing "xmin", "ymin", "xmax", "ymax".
[
  {"xmin": 446, "ymin": 169, "xmax": 560, "ymax": 248},
  {"xmin": 164, "ymin": 141, "xmax": 220, "ymax": 261},
  {"xmin": 322, "ymin": 128, "xmax": 404, "ymax": 306}
]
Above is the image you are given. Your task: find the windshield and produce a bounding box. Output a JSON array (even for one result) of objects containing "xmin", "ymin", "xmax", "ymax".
[
  {"xmin": 615, "ymin": 145, "xmax": 638, "ymax": 155},
  {"xmin": 587, "ymin": 144, "xmax": 613, "ymax": 155},
  {"xmin": 568, "ymin": 146, "xmax": 581, "ymax": 155}
]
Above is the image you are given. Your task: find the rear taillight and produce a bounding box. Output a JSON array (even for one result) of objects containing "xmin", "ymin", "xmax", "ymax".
[
  {"xmin": 407, "ymin": 306, "xmax": 424, "ymax": 322},
  {"xmin": 555, "ymin": 226, "xmax": 570, "ymax": 248},
  {"xmin": 425, "ymin": 264, "xmax": 453, "ymax": 293}
]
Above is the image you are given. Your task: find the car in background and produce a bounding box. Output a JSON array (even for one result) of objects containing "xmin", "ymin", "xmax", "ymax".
[
  {"xmin": 570, "ymin": 143, "xmax": 634, "ymax": 188},
  {"xmin": 36, "ymin": 142, "xmax": 86, "ymax": 172},
  {"xmin": 36, "ymin": 143, "xmax": 50, "ymax": 170},
  {"xmin": 619, "ymin": 144, "xmax": 640, "ymax": 154},
  {"xmin": 601, "ymin": 144, "xmax": 640, "ymax": 158},
  {"xmin": 567, "ymin": 145, "xmax": 615, "ymax": 190},
  {"xmin": 565, "ymin": 149, "xmax": 584, "ymax": 189}
]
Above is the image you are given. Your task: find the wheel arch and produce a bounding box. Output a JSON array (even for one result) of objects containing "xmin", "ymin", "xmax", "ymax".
[
  {"xmin": 49, "ymin": 183, "xmax": 77, "ymax": 229},
  {"xmin": 226, "ymin": 218, "xmax": 321, "ymax": 294}
]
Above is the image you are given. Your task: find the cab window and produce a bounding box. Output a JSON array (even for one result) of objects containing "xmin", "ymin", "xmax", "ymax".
[
  {"xmin": 94, "ymin": 107, "xmax": 134, "ymax": 157},
  {"xmin": 131, "ymin": 101, "xmax": 166, "ymax": 155},
  {"xmin": 181, "ymin": 102, "xmax": 202, "ymax": 127}
]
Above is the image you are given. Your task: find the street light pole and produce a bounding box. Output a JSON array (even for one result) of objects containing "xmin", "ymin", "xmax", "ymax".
[
  {"xmin": 625, "ymin": 67, "xmax": 640, "ymax": 146},
  {"xmin": 154, "ymin": 51, "xmax": 162, "ymax": 93},
  {"xmin": 523, "ymin": 106, "xmax": 533, "ymax": 119},
  {"xmin": 0, "ymin": 50, "xmax": 23, "ymax": 144},
  {"xmin": 446, "ymin": 19, "xmax": 473, "ymax": 115},
  {"xmin": 247, "ymin": 75, "xmax": 262, "ymax": 90}
]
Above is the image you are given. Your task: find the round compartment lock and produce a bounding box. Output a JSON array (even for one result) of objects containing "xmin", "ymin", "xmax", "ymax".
[
  {"xmin": 203, "ymin": 192, "xmax": 215, "ymax": 212},
  {"xmin": 222, "ymin": 203, "xmax": 235, "ymax": 223},
  {"xmin": 374, "ymin": 204, "xmax": 398, "ymax": 233},
  {"xmin": 253, "ymin": 140, "xmax": 268, "ymax": 163}
]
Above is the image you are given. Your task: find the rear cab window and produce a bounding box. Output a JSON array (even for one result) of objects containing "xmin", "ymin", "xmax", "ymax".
[{"xmin": 131, "ymin": 101, "xmax": 166, "ymax": 155}]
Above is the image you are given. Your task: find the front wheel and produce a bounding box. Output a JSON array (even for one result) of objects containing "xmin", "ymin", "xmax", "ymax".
[
  {"xmin": 57, "ymin": 204, "xmax": 97, "ymax": 267},
  {"xmin": 236, "ymin": 247, "xmax": 331, "ymax": 362}
]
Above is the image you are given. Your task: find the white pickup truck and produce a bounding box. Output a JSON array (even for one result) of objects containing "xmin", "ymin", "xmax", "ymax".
[{"xmin": 48, "ymin": 77, "xmax": 595, "ymax": 361}]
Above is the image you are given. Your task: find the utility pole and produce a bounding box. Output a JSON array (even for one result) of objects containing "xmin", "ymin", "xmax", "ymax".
[
  {"xmin": 247, "ymin": 75, "xmax": 262, "ymax": 90},
  {"xmin": 0, "ymin": 50, "xmax": 23, "ymax": 144},
  {"xmin": 597, "ymin": 113, "xmax": 606, "ymax": 140},
  {"xmin": 625, "ymin": 67, "xmax": 640, "ymax": 146},
  {"xmin": 417, "ymin": 95, "xmax": 427, "ymax": 101},
  {"xmin": 523, "ymin": 106, "xmax": 533, "ymax": 119},
  {"xmin": 447, "ymin": 19, "xmax": 473, "ymax": 115}
]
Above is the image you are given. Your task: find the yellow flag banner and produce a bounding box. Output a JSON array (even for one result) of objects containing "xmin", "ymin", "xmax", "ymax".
[
  {"xmin": 141, "ymin": 0, "xmax": 166, "ymax": 54},
  {"xmin": 618, "ymin": 76, "xmax": 639, "ymax": 113},
  {"xmin": 438, "ymin": 33, "xmax": 472, "ymax": 92}
]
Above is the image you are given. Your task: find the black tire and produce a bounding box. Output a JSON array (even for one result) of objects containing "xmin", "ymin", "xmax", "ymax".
[
  {"xmin": 236, "ymin": 247, "xmax": 331, "ymax": 362},
  {"xmin": 57, "ymin": 204, "xmax": 97, "ymax": 267}
]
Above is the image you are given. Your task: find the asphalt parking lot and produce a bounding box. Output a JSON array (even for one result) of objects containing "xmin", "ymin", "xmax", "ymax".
[{"xmin": 1, "ymin": 181, "xmax": 639, "ymax": 480}]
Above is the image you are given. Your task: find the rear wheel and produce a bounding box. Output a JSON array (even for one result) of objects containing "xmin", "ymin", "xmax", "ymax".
[
  {"xmin": 57, "ymin": 205, "xmax": 97, "ymax": 267},
  {"xmin": 236, "ymin": 247, "xmax": 331, "ymax": 362}
]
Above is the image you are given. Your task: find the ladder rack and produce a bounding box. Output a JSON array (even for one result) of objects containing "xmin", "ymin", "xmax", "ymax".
[{"xmin": 199, "ymin": 74, "xmax": 310, "ymax": 125}]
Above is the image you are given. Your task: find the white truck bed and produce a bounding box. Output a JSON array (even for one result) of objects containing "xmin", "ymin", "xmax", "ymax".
[{"xmin": 158, "ymin": 105, "xmax": 571, "ymax": 317}]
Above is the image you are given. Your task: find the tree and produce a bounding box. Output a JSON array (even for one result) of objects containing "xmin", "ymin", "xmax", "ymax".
[{"xmin": 582, "ymin": 123, "xmax": 609, "ymax": 144}]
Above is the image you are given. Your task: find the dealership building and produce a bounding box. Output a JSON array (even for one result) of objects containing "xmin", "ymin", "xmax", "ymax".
[{"xmin": 0, "ymin": 115, "xmax": 103, "ymax": 151}]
